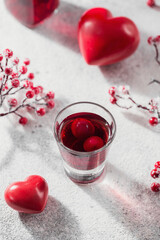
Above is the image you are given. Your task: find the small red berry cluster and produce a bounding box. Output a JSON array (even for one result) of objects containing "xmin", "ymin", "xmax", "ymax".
[
  {"xmin": 147, "ymin": 0, "xmax": 155, "ymax": 7},
  {"xmin": 150, "ymin": 161, "xmax": 160, "ymax": 192},
  {"xmin": 108, "ymin": 86, "xmax": 160, "ymax": 127},
  {"xmin": 0, "ymin": 49, "xmax": 55, "ymax": 125},
  {"xmin": 108, "ymin": 35, "xmax": 160, "ymax": 128}
]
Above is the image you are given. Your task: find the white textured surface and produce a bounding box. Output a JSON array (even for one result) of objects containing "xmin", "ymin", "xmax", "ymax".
[{"xmin": 0, "ymin": 0, "xmax": 160, "ymax": 239}]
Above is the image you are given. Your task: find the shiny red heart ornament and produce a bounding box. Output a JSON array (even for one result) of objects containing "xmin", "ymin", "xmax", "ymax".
[
  {"xmin": 4, "ymin": 175, "xmax": 48, "ymax": 214},
  {"xmin": 78, "ymin": 8, "xmax": 140, "ymax": 66}
]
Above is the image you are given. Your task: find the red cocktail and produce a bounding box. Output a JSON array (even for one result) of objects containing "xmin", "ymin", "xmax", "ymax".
[{"xmin": 54, "ymin": 102, "xmax": 116, "ymax": 183}]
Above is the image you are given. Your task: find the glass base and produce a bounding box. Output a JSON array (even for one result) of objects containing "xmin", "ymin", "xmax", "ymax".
[{"xmin": 63, "ymin": 161, "xmax": 105, "ymax": 184}]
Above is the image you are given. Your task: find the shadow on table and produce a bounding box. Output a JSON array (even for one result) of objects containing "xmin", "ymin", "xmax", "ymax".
[
  {"xmin": 33, "ymin": 1, "xmax": 160, "ymax": 98},
  {"xmin": 122, "ymin": 111, "xmax": 160, "ymax": 133},
  {"xmin": 0, "ymin": 98, "xmax": 68, "ymax": 172},
  {"xmin": 19, "ymin": 195, "xmax": 81, "ymax": 240},
  {"xmin": 79, "ymin": 163, "xmax": 160, "ymax": 240},
  {"xmin": 99, "ymin": 30, "xmax": 160, "ymax": 96},
  {"xmin": 35, "ymin": 1, "xmax": 85, "ymax": 53}
]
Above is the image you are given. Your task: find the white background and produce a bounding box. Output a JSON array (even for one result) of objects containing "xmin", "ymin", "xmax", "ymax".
[{"xmin": 0, "ymin": 0, "xmax": 160, "ymax": 239}]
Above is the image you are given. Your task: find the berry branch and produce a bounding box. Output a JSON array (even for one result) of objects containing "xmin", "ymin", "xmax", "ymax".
[
  {"xmin": 150, "ymin": 162, "xmax": 160, "ymax": 192},
  {"xmin": 0, "ymin": 49, "xmax": 55, "ymax": 125},
  {"xmin": 108, "ymin": 35, "xmax": 160, "ymax": 127}
]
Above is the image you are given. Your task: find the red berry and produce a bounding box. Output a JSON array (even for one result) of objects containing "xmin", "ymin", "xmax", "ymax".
[
  {"xmin": 151, "ymin": 182, "xmax": 160, "ymax": 192},
  {"xmin": 28, "ymin": 73, "xmax": 34, "ymax": 80},
  {"xmin": 11, "ymin": 79, "xmax": 20, "ymax": 88},
  {"xmin": 29, "ymin": 82, "xmax": 34, "ymax": 89},
  {"xmin": 4, "ymin": 49, "xmax": 13, "ymax": 58},
  {"xmin": 71, "ymin": 118, "xmax": 95, "ymax": 140},
  {"xmin": 110, "ymin": 97, "xmax": 117, "ymax": 104},
  {"xmin": 12, "ymin": 57, "xmax": 19, "ymax": 65},
  {"xmin": 147, "ymin": 0, "xmax": 155, "ymax": 7},
  {"xmin": 47, "ymin": 91, "xmax": 55, "ymax": 99},
  {"xmin": 155, "ymin": 161, "xmax": 160, "ymax": 169},
  {"xmin": 108, "ymin": 87, "xmax": 116, "ymax": 96},
  {"xmin": 33, "ymin": 87, "xmax": 40, "ymax": 95},
  {"xmin": 24, "ymin": 58, "xmax": 30, "ymax": 65},
  {"xmin": 147, "ymin": 36, "xmax": 153, "ymax": 45},
  {"xmin": 11, "ymin": 72, "xmax": 18, "ymax": 79},
  {"xmin": 149, "ymin": 117, "xmax": 158, "ymax": 126},
  {"xmin": 47, "ymin": 100, "xmax": 55, "ymax": 109},
  {"xmin": 24, "ymin": 81, "xmax": 34, "ymax": 89},
  {"xmin": 0, "ymin": 54, "xmax": 3, "ymax": 61},
  {"xmin": 8, "ymin": 98, "xmax": 18, "ymax": 107},
  {"xmin": 19, "ymin": 117, "xmax": 28, "ymax": 125},
  {"xmin": 38, "ymin": 86, "xmax": 43, "ymax": 94},
  {"xmin": 26, "ymin": 90, "xmax": 34, "ymax": 98},
  {"xmin": 19, "ymin": 65, "xmax": 27, "ymax": 74},
  {"xmin": 83, "ymin": 136, "xmax": 104, "ymax": 152},
  {"xmin": 37, "ymin": 108, "xmax": 46, "ymax": 116},
  {"xmin": 154, "ymin": 35, "xmax": 160, "ymax": 43},
  {"xmin": 5, "ymin": 68, "xmax": 13, "ymax": 75},
  {"xmin": 150, "ymin": 169, "xmax": 159, "ymax": 179}
]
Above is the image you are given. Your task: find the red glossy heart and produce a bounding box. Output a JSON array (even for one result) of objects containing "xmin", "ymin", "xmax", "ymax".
[
  {"xmin": 4, "ymin": 0, "xmax": 59, "ymax": 28},
  {"xmin": 4, "ymin": 175, "xmax": 48, "ymax": 214},
  {"xmin": 78, "ymin": 8, "xmax": 140, "ymax": 66}
]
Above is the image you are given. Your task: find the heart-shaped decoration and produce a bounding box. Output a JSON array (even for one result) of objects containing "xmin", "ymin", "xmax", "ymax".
[
  {"xmin": 4, "ymin": 175, "xmax": 48, "ymax": 214},
  {"xmin": 78, "ymin": 8, "xmax": 140, "ymax": 66},
  {"xmin": 4, "ymin": 0, "xmax": 59, "ymax": 28}
]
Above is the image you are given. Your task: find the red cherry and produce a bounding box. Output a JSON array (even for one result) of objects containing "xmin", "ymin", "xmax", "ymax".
[
  {"xmin": 19, "ymin": 117, "xmax": 28, "ymax": 125},
  {"xmin": 83, "ymin": 136, "xmax": 104, "ymax": 152},
  {"xmin": 150, "ymin": 169, "xmax": 159, "ymax": 179},
  {"xmin": 155, "ymin": 161, "xmax": 160, "ymax": 169},
  {"xmin": 149, "ymin": 117, "xmax": 158, "ymax": 126},
  {"xmin": 71, "ymin": 118, "xmax": 95, "ymax": 140},
  {"xmin": 151, "ymin": 182, "xmax": 160, "ymax": 192}
]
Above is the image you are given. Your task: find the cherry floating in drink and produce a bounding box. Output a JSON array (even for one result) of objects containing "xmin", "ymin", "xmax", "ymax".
[
  {"xmin": 4, "ymin": 0, "xmax": 59, "ymax": 28},
  {"xmin": 54, "ymin": 102, "xmax": 116, "ymax": 183}
]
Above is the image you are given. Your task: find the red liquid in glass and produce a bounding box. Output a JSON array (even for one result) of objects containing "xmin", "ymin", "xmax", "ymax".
[
  {"xmin": 5, "ymin": 0, "xmax": 59, "ymax": 28},
  {"xmin": 58, "ymin": 112, "xmax": 110, "ymax": 171}
]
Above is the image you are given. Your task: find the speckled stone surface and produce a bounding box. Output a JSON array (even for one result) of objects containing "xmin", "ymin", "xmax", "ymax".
[{"xmin": 0, "ymin": 0, "xmax": 160, "ymax": 239}]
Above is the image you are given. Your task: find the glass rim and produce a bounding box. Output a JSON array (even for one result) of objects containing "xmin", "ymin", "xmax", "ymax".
[{"xmin": 53, "ymin": 101, "xmax": 116, "ymax": 156}]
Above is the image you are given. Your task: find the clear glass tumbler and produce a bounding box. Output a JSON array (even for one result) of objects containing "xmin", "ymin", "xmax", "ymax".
[{"xmin": 54, "ymin": 102, "xmax": 116, "ymax": 184}]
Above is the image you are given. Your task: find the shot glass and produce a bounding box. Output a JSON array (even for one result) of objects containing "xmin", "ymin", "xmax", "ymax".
[{"xmin": 54, "ymin": 101, "xmax": 116, "ymax": 184}]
